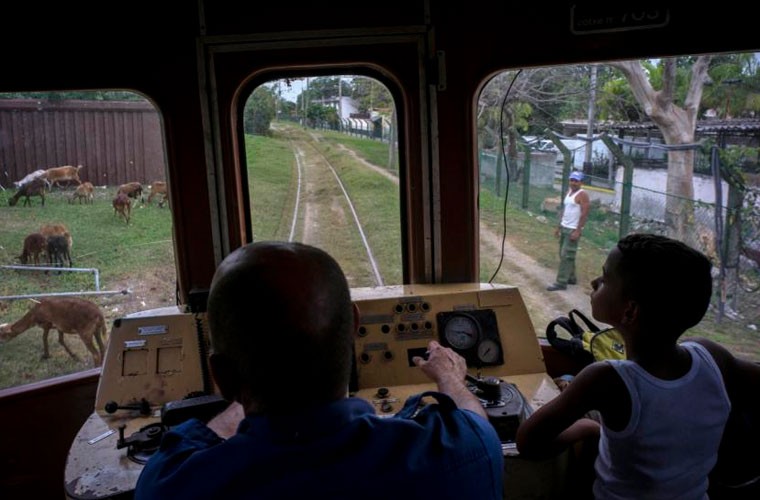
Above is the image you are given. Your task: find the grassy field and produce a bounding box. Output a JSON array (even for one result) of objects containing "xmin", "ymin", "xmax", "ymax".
[{"xmin": 0, "ymin": 185, "xmax": 175, "ymax": 388}]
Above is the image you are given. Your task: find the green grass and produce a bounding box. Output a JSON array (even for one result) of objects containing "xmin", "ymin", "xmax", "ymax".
[
  {"xmin": 318, "ymin": 129, "xmax": 398, "ymax": 174},
  {"xmin": 247, "ymin": 133, "xmax": 297, "ymax": 241}
]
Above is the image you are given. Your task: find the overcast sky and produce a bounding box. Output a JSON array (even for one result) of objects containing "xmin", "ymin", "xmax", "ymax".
[{"xmin": 267, "ymin": 78, "xmax": 307, "ymax": 103}]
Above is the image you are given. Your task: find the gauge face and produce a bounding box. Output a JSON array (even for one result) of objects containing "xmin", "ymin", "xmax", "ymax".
[
  {"xmin": 477, "ymin": 339, "xmax": 501, "ymax": 364},
  {"xmin": 443, "ymin": 314, "xmax": 479, "ymax": 350}
]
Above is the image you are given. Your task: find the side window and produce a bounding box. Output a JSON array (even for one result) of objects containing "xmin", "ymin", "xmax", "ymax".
[
  {"xmin": 0, "ymin": 91, "xmax": 177, "ymax": 390},
  {"xmin": 477, "ymin": 53, "xmax": 760, "ymax": 363},
  {"xmin": 244, "ymin": 76, "xmax": 402, "ymax": 287}
]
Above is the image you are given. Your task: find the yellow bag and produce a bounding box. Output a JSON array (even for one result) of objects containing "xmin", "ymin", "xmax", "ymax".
[
  {"xmin": 546, "ymin": 309, "xmax": 626, "ymax": 365},
  {"xmin": 581, "ymin": 328, "xmax": 626, "ymax": 362}
]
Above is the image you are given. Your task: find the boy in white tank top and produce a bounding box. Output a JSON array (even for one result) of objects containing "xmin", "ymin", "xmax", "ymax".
[{"xmin": 517, "ymin": 233, "xmax": 760, "ymax": 498}]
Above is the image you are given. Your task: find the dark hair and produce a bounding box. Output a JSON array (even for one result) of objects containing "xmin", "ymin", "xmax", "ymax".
[
  {"xmin": 207, "ymin": 241, "xmax": 354, "ymax": 411},
  {"xmin": 615, "ymin": 233, "xmax": 712, "ymax": 335}
]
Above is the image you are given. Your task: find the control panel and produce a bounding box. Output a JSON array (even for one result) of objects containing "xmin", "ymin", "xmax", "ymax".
[{"xmin": 349, "ymin": 283, "xmax": 557, "ymax": 443}]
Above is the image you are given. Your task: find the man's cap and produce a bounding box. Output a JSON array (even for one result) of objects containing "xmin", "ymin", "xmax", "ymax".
[{"xmin": 569, "ymin": 171, "xmax": 584, "ymax": 181}]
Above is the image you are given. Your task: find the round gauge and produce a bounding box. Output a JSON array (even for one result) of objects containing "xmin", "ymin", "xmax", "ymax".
[
  {"xmin": 443, "ymin": 314, "xmax": 479, "ymax": 350},
  {"xmin": 477, "ymin": 339, "xmax": 501, "ymax": 364}
]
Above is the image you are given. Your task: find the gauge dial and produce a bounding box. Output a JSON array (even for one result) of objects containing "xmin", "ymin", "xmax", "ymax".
[
  {"xmin": 477, "ymin": 339, "xmax": 501, "ymax": 364},
  {"xmin": 443, "ymin": 314, "xmax": 479, "ymax": 350}
]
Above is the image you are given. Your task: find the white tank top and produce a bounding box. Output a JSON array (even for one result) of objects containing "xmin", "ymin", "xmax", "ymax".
[
  {"xmin": 560, "ymin": 190, "xmax": 583, "ymax": 229},
  {"xmin": 593, "ymin": 342, "xmax": 731, "ymax": 499}
]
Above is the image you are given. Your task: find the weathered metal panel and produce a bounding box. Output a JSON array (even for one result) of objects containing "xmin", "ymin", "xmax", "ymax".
[{"xmin": 0, "ymin": 99, "xmax": 166, "ymax": 189}]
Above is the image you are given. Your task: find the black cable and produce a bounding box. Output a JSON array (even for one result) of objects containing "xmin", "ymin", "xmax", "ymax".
[{"xmin": 489, "ymin": 69, "xmax": 522, "ymax": 284}]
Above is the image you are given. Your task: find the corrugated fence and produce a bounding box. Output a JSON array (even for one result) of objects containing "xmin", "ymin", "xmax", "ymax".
[{"xmin": 0, "ymin": 99, "xmax": 166, "ymax": 189}]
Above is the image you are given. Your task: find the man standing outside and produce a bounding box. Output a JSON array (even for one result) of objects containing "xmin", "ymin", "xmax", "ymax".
[{"xmin": 547, "ymin": 170, "xmax": 590, "ymax": 291}]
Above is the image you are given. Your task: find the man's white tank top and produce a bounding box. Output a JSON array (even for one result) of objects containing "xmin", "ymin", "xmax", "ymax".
[
  {"xmin": 593, "ymin": 342, "xmax": 731, "ymax": 499},
  {"xmin": 560, "ymin": 190, "xmax": 583, "ymax": 229}
]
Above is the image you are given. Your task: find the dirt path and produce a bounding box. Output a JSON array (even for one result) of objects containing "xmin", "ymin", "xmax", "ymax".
[{"xmin": 479, "ymin": 227, "xmax": 598, "ymax": 335}]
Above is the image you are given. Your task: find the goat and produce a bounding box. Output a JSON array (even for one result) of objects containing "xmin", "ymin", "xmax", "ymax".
[
  {"xmin": 69, "ymin": 181, "xmax": 94, "ymax": 204},
  {"xmin": 8, "ymin": 178, "xmax": 47, "ymax": 207},
  {"xmin": 47, "ymin": 235, "xmax": 73, "ymax": 268},
  {"xmin": 19, "ymin": 233, "xmax": 48, "ymax": 265},
  {"xmin": 13, "ymin": 169, "xmax": 47, "ymax": 188},
  {"xmin": 113, "ymin": 192, "xmax": 131, "ymax": 223},
  {"xmin": 146, "ymin": 181, "xmax": 168, "ymax": 208},
  {"xmin": 42, "ymin": 165, "xmax": 83, "ymax": 189},
  {"xmin": 40, "ymin": 223, "xmax": 73, "ymax": 250},
  {"xmin": 117, "ymin": 181, "xmax": 143, "ymax": 202},
  {"xmin": 0, "ymin": 297, "xmax": 107, "ymax": 366}
]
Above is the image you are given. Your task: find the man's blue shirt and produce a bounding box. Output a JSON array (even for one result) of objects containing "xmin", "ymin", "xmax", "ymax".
[{"xmin": 135, "ymin": 394, "xmax": 504, "ymax": 499}]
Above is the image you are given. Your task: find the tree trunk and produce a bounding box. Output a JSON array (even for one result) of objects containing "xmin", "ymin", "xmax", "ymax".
[
  {"xmin": 607, "ymin": 56, "xmax": 712, "ymax": 239},
  {"xmin": 665, "ymin": 149, "xmax": 696, "ymax": 242}
]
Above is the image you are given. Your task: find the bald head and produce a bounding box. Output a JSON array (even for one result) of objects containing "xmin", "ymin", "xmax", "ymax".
[{"xmin": 207, "ymin": 241, "xmax": 355, "ymax": 412}]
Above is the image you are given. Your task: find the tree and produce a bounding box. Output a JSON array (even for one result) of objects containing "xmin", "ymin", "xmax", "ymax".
[
  {"xmin": 607, "ymin": 57, "xmax": 712, "ymax": 240},
  {"xmin": 244, "ymin": 86, "xmax": 276, "ymax": 136},
  {"xmin": 351, "ymin": 77, "xmax": 393, "ymax": 114},
  {"xmin": 478, "ymin": 66, "xmax": 594, "ymax": 180},
  {"xmin": 306, "ymin": 103, "xmax": 339, "ymax": 129}
]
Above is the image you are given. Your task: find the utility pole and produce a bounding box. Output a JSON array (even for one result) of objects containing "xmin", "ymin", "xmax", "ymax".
[
  {"xmin": 583, "ymin": 64, "xmax": 598, "ymax": 174},
  {"xmin": 338, "ymin": 76, "xmax": 343, "ymax": 121}
]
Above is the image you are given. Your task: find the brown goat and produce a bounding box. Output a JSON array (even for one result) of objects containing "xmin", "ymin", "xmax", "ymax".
[
  {"xmin": 69, "ymin": 181, "xmax": 94, "ymax": 204},
  {"xmin": 0, "ymin": 297, "xmax": 107, "ymax": 366},
  {"xmin": 146, "ymin": 181, "xmax": 168, "ymax": 207},
  {"xmin": 42, "ymin": 165, "xmax": 83, "ymax": 189},
  {"xmin": 8, "ymin": 178, "xmax": 47, "ymax": 207},
  {"xmin": 40, "ymin": 223, "xmax": 73, "ymax": 250},
  {"xmin": 113, "ymin": 192, "xmax": 131, "ymax": 223},
  {"xmin": 19, "ymin": 233, "xmax": 48, "ymax": 265},
  {"xmin": 117, "ymin": 181, "xmax": 143, "ymax": 201}
]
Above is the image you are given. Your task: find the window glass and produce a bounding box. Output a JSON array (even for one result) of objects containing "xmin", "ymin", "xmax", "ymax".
[
  {"xmin": 0, "ymin": 90, "xmax": 177, "ymax": 389},
  {"xmin": 244, "ymin": 76, "xmax": 402, "ymax": 287},
  {"xmin": 478, "ymin": 53, "xmax": 760, "ymax": 363}
]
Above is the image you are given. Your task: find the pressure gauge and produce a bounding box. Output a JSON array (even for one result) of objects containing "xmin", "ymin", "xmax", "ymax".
[
  {"xmin": 443, "ymin": 314, "xmax": 479, "ymax": 350},
  {"xmin": 477, "ymin": 339, "xmax": 501, "ymax": 364}
]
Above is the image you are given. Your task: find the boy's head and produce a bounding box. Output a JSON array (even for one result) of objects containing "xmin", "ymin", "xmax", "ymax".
[{"xmin": 614, "ymin": 233, "xmax": 712, "ymax": 335}]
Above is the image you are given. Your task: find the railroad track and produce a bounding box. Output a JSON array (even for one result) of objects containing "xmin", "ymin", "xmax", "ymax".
[{"xmin": 276, "ymin": 125, "xmax": 386, "ymax": 287}]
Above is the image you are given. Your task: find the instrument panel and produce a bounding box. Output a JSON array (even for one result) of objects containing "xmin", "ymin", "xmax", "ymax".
[{"xmin": 350, "ymin": 283, "xmax": 547, "ymax": 391}]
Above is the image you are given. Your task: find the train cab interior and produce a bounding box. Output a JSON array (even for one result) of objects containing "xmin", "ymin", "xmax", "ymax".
[{"xmin": 1, "ymin": 2, "xmax": 759, "ymax": 498}]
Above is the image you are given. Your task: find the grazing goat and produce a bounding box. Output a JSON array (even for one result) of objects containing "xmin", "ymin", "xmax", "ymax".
[
  {"xmin": 69, "ymin": 181, "xmax": 94, "ymax": 204},
  {"xmin": 19, "ymin": 233, "xmax": 48, "ymax": 265},
  {"xmin": 147, "ymin": 181, "xmax": 168, "ymax": 207},
  {"xmin": 42, "ymin": 165, "xmax": 83, "ymax": 189},
  {"xmin": 0, "ymin": 297, "xmax": 107, "ymax": 366},
  {"xmin": 40, "ymin": 223, "xmax": 73, "ymax": 250},
  {"xmin": 8, "ymin": 178, "xmax": 47, "ymax": 207},
  {"xmin": 13, "ymin": 169, "xmax": 47, "ymax": 188},
  {"xmin": 113, "ymin": 192, "xmax": 131, "ymax": 223},
  {"xmin": 117, "ymin": 181, "xmax": 143, "ymax": 202},
  {"xmin": 47, "ymin": 235, "xmax": 73, "ymax": 268}
]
